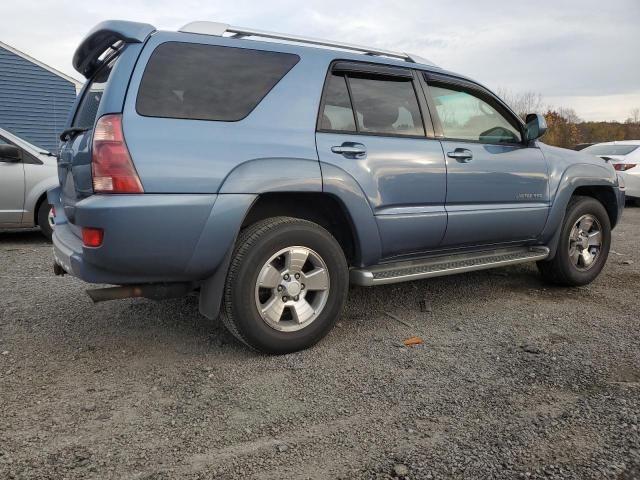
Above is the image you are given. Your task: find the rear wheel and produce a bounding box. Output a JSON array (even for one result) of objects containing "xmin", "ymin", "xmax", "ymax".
[
  {"xmin": 537, "ymin": 196, "xmax": 611, "ymax": 286},
  {"xmin": 221, "ymin": 217, "xmax": 349, "ymax": 354},
  {"xmin": 37, "ymin": 200, "xmax": 54, "ymax": 242}
]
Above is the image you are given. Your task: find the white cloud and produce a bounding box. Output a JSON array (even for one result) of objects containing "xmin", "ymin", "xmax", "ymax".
[{"xmin": 2, "ymin": 0, "xmax": 639, "ymax": 121}]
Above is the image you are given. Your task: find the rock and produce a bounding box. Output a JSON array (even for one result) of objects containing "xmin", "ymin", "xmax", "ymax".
[
  {"xmin": 521, "ymin": 344, "xmax": 542, "ymax": 354},
  {"xmin": 276, "ymin": 443, "xmax": 289, "ymax": 453},
  {"xmin": 393, "ymin": 464, "xmax": 409, "ymax": 476},
  {"xmin": 1, "ymin": 351, "xmax": 8, "ymax": 356},
  {"xmin": 621, "ymin": 260, "xmax": 634, "ymax": 265},
  {"xmin": 82, "ymin": 403, "xmax": 96, "ymax": 412},
  {"xmin": 418, "ymin": 299, "xmax": 432, "ymax": 313}
]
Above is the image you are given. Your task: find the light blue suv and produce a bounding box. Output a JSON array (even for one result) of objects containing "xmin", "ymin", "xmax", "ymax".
[{"xmin": 50, "ymin": 20, "xmax": 625, "ymax": 353}]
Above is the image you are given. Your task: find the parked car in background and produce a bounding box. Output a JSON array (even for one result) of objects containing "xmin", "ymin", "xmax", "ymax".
[
  {"xmin": 583, "ymin": 141, "xmax": 640, "ymax": 205},
  {"xmin": 0, "ymin": 127, "xmax": 57, "ymax": 240},
  {"xmin": 50, "ymin": 20, "xmax": 625, "ymax": 353}
]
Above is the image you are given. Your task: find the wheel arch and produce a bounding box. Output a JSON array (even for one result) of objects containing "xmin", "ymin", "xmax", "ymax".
[{"xmin": 542, "ymin": 167, "xmax": 620, "ymax": 259}]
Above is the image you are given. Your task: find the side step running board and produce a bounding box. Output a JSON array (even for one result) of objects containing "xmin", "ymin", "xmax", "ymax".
[{"xmin": 350, "ymin": 246, "xmax": 550, "ymax": 286}]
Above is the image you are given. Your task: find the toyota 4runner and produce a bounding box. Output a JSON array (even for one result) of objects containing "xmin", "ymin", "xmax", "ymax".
[{"xmin": 50, "ymin": 20, "xmax": 626, "ymax": 353}]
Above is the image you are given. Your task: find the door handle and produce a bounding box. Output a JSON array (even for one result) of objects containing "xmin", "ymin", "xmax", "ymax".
[
  {"xmin": 331, "ymin": 142, "xmax": 367, "ymax": 158},
  {"xmin": 447, "ymin": 148, "xmax": 473, "ymax": 163}
]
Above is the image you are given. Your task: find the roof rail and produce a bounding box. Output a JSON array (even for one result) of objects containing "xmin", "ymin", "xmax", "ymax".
[{"xmin": 178, "ymin": 21, "xmax": 437, "ymax": 67}]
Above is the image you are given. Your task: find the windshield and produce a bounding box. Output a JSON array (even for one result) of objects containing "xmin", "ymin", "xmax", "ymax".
[{"xmin": 583, "ymin": 144, "xmax": 639, "ymax": 156}]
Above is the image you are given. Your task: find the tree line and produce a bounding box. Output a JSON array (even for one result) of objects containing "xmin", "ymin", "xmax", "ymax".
[{"xmin": 497, "ymin": 89, "xmax": 640, "ymax": 149}]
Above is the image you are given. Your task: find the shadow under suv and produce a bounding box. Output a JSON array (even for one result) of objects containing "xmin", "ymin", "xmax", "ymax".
[{"xmin": 50, "ymin": 20, "xmax": 625, "ymax": 353}]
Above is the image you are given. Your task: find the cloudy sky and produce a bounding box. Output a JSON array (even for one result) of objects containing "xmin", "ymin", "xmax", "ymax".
[{"xmin": 4, "ymin": 0, "xmax": 639, "ymax": 121}]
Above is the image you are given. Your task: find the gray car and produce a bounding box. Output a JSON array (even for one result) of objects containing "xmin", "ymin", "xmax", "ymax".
[
  {"xmin": 0, "ymin": 127, "xmax": 57, "ymax": 240},
  {"xmin": 50, "ymin": 20, "xmax": 625, "ymax": 353}
]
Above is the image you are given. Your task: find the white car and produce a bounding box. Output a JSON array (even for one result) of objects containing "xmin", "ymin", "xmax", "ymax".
[
  {"xmin": 583, "ymin": 140, "xmax": 640, "ymax": 205},
  {"xmin": 0, "ymin": 127, "xmax": 59, "ymax": 240}
]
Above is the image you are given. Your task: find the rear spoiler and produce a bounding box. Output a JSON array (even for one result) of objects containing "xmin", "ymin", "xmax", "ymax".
[{"xmin": 73, "ymin": 20, "xmax": 155, "ymax": 78}]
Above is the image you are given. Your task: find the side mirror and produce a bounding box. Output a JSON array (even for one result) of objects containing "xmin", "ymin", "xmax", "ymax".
[
  {"xmin": 525, "ymin": 113, "xmax": 547, "ymax": 141},
  {"xmin": 0, "ymin": 144, "xmax": 22, "ymax": 163}
]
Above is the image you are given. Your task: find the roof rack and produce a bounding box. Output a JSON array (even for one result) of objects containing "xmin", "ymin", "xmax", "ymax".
[{"xmin": 178, "ymin": 21, "xmax": 437, "ymax": 67}]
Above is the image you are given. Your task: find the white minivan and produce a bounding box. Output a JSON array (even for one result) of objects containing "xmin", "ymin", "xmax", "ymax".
[{"xmin": 0, "ymin": 127, "xmax": 59, "ymax": 240}]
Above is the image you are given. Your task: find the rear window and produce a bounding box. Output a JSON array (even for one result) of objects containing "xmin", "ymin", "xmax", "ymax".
[
  {"xmin": 72, "ymin": 58, "xmax": 117, "ymax": 128},
  {"xmin": 583, "ymin": 144, "xmax": 639, "ymax": 156},
  {"xmin": 136, "ymin": 42, "xmax": 300, "ymax": 121}
]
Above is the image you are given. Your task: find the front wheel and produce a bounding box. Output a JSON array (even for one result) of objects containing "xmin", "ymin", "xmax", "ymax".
[
  {"xmin": 221, "ymin": 217, "xmax": 349, "ymax": 354},
  {"xmin": 537, "ymin": 196, "xmax": 611, "ymax": 286}
]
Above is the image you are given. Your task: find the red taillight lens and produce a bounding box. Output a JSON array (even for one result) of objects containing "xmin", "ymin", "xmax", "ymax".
[
  {"xmin": 614, "ymin": 163, "xmax": 637, "ymax": 171},
  {"xmin": 92, "ymin": 114, "xmax": 144, "ymax": 193},
  {"xmin": 82, "ymin": 227, "xmax": 104, "ymax": 247}
]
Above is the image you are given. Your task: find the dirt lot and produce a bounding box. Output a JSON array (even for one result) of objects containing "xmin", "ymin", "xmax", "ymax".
[{"xmin": 1, "ymin": 208, "xmax": 639, "ymax": 480}]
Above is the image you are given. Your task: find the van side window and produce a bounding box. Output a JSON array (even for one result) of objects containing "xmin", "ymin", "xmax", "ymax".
[
  {"xmin": 429, "ymin": 84, "xmax": 522, "ymax": 144},
  {"xmin": 318, "ymin": 74, "xmax": 356, "ymax": 132},
  {"xmin": 136, "ymin": 43, "xmax": 299, "ymax": 122}
]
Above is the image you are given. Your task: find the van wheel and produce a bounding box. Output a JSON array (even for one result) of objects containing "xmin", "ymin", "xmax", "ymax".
[
  {"xmin": 537, "ymin": 196, "xmax": 611, "ymax": 286},
  {"xmin": 37, "ymin": 201, "xmax": 54, "ymax": 242},
  {"xmin": 221, "ymin": 217, "xmax": 349, "ymax": 354}
]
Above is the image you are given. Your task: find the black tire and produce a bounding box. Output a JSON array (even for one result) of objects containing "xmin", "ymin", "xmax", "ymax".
[
  {"xmin": 221, "ymin": 217, "xmax": 349, "ymax": 354},
  {"xmin": 537, "ymin": 196, "xmax": 611, "ymax": 286},
  {"xmin": 37, "ymin": 200, "xmax": 53, "ymax": 242}
]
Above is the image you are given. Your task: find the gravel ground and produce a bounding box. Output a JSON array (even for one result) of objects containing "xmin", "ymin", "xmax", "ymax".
[{"xmin": 1, "ymin": 208, "xmax": 639, "ymax": 480}]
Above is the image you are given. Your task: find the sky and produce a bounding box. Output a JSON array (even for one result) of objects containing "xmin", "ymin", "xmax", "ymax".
[{"xmin": 3, "ymin": 0, "xmax": 640, "ymax": 122}]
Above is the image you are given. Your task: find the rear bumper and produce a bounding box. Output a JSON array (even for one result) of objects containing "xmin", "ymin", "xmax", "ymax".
[{"xmin": 52, "ymin": 193, "xmax": 225, "ymax": 284}]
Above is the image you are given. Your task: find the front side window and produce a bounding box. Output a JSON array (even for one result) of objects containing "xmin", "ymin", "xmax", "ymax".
[
  {"xmin": 318, "ymin": 69, "xmax": 425, "ymax": 137},
  {"xmin": 429, "ymin": 84, "xmax": 522, "ymax": 144},
  {"xmin": 136, "ymin": 42, "xmax": 299, "ymax": 121}
]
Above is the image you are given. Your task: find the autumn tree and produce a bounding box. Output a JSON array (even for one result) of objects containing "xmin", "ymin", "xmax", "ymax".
[{"xmin": 496, "ymin": 88, "xmax": 544, "ymax": 119}]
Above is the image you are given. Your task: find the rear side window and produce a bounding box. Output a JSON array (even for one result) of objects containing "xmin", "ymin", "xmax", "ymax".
[
  {"xmin": 136, "ymin": 42, "xmax": 300, "ymax": 121},
  {"xmin": 319, "ymin": 70, "xmax": 425, "ymax": 137},
  {"xmin": 318, "ymin": 74, "xmax": 356, "ymax": 131},
  {"xmin": 349, "ymin": 77, "xmax": 424, "ymax": 136},
  {"xmin": 73, "ymin": 58, "xmax": 117, "ymax": 128}
]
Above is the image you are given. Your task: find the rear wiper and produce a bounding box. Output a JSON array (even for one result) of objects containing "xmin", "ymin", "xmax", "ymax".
[{"xmin": 59, "ymin": 127, "xmax": 89, "ymax": 142}]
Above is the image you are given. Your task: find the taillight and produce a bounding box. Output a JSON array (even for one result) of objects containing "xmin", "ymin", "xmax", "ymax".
[
  {"xmin": 614, "ymin": 163, "xmax": 637, "ymax": 171},
  {"xmin": 82, "ymin": 227, "xmax": 104, "ymax": 247},
  {"xmin": 92, "ymin": 114, "xmax": 144, "ymax": 193}
]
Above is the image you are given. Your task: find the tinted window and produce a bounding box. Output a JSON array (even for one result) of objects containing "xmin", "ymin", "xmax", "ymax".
[
  {"xmin": 349, "ymin": 76, "xmax": 424, "ymax": 136},
  {"xmin": 73, "ymin": 58, "xmax": 117, "ymax": 128},
  {"xmin": 137, "ymin": 43, "xmax": 299, "ymax": 121},
  {"xmin": 583, "ymin": 144, "xmax": 639, "ymax": 156},
  {"xmin": 318, "ymin": 74, "xmax": 356, "ymax": 131},
  {"xmin": 430, "ymin": 85, "xmax": 522, "ymax": 143}
]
